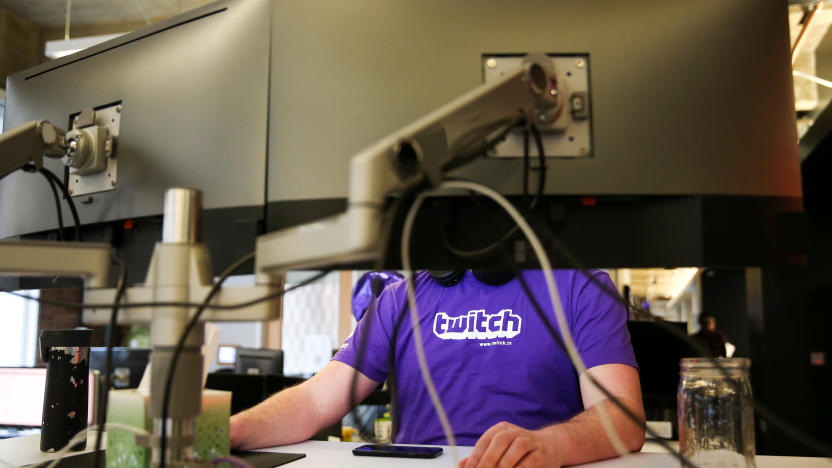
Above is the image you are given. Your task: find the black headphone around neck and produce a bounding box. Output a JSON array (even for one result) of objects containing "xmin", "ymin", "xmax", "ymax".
[{"xmin": 429, "ymin": 270, "xmax": 515, "ymax": 287}]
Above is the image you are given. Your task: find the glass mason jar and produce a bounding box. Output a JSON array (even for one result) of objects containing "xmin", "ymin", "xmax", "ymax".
[{"xmin": 678, "ymin": 358, "xmax": 755, "ymax": 468}]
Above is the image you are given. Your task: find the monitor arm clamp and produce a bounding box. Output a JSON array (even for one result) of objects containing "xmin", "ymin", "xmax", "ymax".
[{"xmin": 0, "ymin": 107, "xmax": 115, "ymax": 180}]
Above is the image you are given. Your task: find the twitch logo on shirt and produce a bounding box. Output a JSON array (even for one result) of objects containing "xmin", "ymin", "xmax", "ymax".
[{"xmin": 433, "ymin": 309, "xmax": 522, "ymax": 340}]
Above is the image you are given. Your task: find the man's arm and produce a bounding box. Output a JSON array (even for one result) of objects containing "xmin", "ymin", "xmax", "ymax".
[
  {"xmin": 229, "ymin": 360, "xmax": 380, "ymax": 450},
  {"xmin": 460, "ymin": 363, "xmax": 645, "ymax": 468}
]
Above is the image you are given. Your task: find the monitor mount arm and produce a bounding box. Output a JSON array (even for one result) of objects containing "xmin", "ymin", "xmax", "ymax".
[
  {"xmin": 1, "ymin": 107, "xmax": 116, "ymax": 181},
  {"xmin": 255, "ymin": 53, "xmax": 562, "ymax": 273},
  {"xmin": 0, "ymin": 53, "xmax": 560, "ymax": 468},
  {"xmin": 0, "ymin": 120, "xmax": 68, "ymax": 178},
  {"xmin": 0, "ymin": 122, "xmax": 112, "ymax": 292}
]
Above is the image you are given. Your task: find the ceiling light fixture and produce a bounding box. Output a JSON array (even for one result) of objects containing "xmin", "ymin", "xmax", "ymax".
[{"xmin": 44, "ymin": 33, "xmax": 124, "ymax": 59}]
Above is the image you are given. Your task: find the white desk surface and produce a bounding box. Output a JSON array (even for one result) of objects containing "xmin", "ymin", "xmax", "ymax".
[
  {"xmin": 0, "ymin": 431, "xmax": 103, "ymax": 467},
  {"xmin": 2, "ymin": 435, "xmax": 831, "ymax": 467},
  {"xmin": 267, "ymin": 441, "xmax": 832, "ymax": 468}
]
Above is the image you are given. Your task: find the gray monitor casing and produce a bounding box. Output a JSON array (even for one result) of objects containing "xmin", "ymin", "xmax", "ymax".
[
  {"xmin": 1, "ymin": 0, "xmax": 270, "ymax": 238},
  {"xmin": 266, "ymin": 0, "xmax": 800, "ymax": 203},
  {"xmin": 1, "ymin": 0, "xmax": 803, "ymax": 268}
]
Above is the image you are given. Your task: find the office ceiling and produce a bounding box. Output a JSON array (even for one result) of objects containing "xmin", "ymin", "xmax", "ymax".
[
  {"xmin": 791, "ymin": 3, "xmax": 832, "ymax": 141},
  {"xmin": 0, "ymin": 0, "xmax": 214, "ymax": 28}
]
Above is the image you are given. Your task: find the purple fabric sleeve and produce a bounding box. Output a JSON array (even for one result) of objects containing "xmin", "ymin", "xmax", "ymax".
[
  {"xmin": 571, "ymin": 271, "xmax": 638, "ymax": 371},
  {"xmin": 331, "ymin": 284, "xmax": 399, "ymax": 383}
]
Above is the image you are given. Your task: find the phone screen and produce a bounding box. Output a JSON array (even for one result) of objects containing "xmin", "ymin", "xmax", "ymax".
[{"xmin": 352, "ymin": 444, "xmax": 443, "ymax": 458}]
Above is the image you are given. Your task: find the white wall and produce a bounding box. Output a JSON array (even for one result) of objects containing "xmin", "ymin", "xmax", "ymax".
[{"xmin": 281, "ymin": 271, "xmax": 341, "ymax": 377}]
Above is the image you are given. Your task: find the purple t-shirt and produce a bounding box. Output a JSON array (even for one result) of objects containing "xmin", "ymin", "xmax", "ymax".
[{"xmin": 332, "ymin": 269, "xmax": 637, "ymax": 446}]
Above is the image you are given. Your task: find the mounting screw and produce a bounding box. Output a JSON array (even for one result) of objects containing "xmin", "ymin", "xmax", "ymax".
[
  {"xmin": 550, "ymin": 88, "xmax": 558, "ymax": 97},
  {"xmin": 116, "ymin": 105, "xmax": 122, "ymax": 113},
  {"xmin": 576, "ymin": 58, "xmax": 586, "ymax": 69},
  {"xmin": 111, "ymin": 179, "xmax": 116, "ymax": 187},
  {"xmin": 68, "ymin": 187, "xmax": 74, "ymax": 194},
  {"xmin": 579, "ymin": 147, "xmax": 587, "ymax": 155},
  {"xmin": 486, "ymin": 58, "xmax": 497, "ymax": 69}
]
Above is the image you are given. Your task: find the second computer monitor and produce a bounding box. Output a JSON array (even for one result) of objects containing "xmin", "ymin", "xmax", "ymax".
[{"xmin": 235, "ymin": 348, "xmax": 283, "ymax": 376}]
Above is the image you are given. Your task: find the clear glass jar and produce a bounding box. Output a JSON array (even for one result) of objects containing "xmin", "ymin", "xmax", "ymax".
[{"xmin": 678, "ymin": 358, "xmax": 755, "ymax": 468}]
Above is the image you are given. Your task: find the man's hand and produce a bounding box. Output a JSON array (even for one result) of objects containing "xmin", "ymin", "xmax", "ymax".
[{"xmin": 459, "ymin": 421, "xmax": 563, "ymax": 468}]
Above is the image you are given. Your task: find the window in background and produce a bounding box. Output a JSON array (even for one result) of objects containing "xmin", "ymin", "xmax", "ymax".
[
  {"xmin": 281, "ymin": 271, "xmax": 340, "ymax": 377},
  {"xmin": 206, "ymin": 275, "xmax": 264, "ymax": 372},
  {"xmin": 0, "ymin": 291, "xmax": 39, "ymax": 367}
]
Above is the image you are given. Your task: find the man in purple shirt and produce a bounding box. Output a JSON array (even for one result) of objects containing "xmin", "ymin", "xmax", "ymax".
[{"xmin": 230, "ymin": 270, "xmax": 645, "ymax": 467}]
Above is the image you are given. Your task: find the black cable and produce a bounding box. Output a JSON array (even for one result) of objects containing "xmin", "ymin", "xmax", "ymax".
[
  {"xmin": 345, "ymin": 285, "xmax": 381, "ymax": 442},
  {"xmin": 529, "ymin": 124, "xmax": 546, "ymax": 205},
  {"xmin": 0, "ymin": 120, "xmax": 535, "ymax": 311},
  {"xmin": 343, "ymin": 118, "xmax": 533, "ymax": 442},
  {"xmin": 373, "ymin": 176, "xmax": 430, "ymax": 271},
  {"xmin": 533, "ymin": 225, "xmax": 832, "ymax": 458},
  {"xmin": 159, "ymin": 252, "xmax": 254, "ymax": 467},
  {"xmin": 373, "ymin": 118, "xmax": 529, "ymax": 265},
  {"xmin": 40, "ymin": 170, "xmax": 65, "ymax": 241},
  {"xmin": 346, "ymin": 279, "xmax": 412, "ymax": 444},
  {"xmin": 443, "ymin": 183, "xmax": 832, "ymax": 458},
  {"xmin": 94, "ymin": 257, "xmax": 128, "ymax": 468},
  {"xmin": 402, "ymin": 182, "xmax": 680, "ymax": 460},
  {"xmin": 346, "ymin": 311, "xmax": 380, "ymax": 442},
  {"xmin": 424, "ymin": 188, "xmax": 695, "ymax": 466},
  {"xmin": 384, "ymin": 299, "xmax": 410, "ymax": 444},
  {"xmin": 436, "ymin": 124, "xmax": 547, "ymax": 260},
  {"xmin": 346, "ymin": 179, "xmax": 427, "ymax": 443},
  {"xmin": 39, "ymin": 167, "xmax": 82, "ymax": 242},
  {"xmin": 346, "ymin": 172, "xmax": 445, "ymax": 443},
  {"xmin": 158, "ymin": 256, "xmax": 331, "ymax": 468},
  {"xmin": 441, "ymin": 117, "xmax": 525, "ymax": 173},
  {"xmin": 432, "ymin": 115, "xmax": 692, "ymax": 462},
  {"xmin": 512, "ymin": 270, "xmax": 697, "ymax": 468},
  {"xmin": 346, "ymin": 299, "xmax": 392, "ymax": 444},
  {"xmin": 0, "ymin": 283, "xmax": 342, "ymax": 312},
  {"xmin": 522, "ymin": 128, "xmax": 530, "ymax": 206},
  {"xmin": 21, "ymin": 164, "xmax": 65, "ymax": 241}
]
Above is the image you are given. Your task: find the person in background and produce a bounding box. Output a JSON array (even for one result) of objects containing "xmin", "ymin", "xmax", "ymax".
[{"xmin": 692, "ymin": 312, "xmax": 727, "ymax": 357}]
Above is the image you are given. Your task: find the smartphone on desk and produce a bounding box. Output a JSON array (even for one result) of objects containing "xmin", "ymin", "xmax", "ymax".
[{"xmin": 352, "ymin": 444, "xmax": 443, "ymax": 459}]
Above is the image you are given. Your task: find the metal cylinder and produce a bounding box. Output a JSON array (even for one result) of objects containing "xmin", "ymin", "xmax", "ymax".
[
  {"xmin": 162, "ymin": 188, "xmax": 202, "ymax": 243},
  {"xmin": 148, "ymin": 339, "xmax": 203, "ymax": 466},
  {"xmin": 152, "ymin": 417, "xmax": 195, "ymax": 467},
  {"xmin": 149, "ymin": 343, "xmax": 204, "ymax": 418}
]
